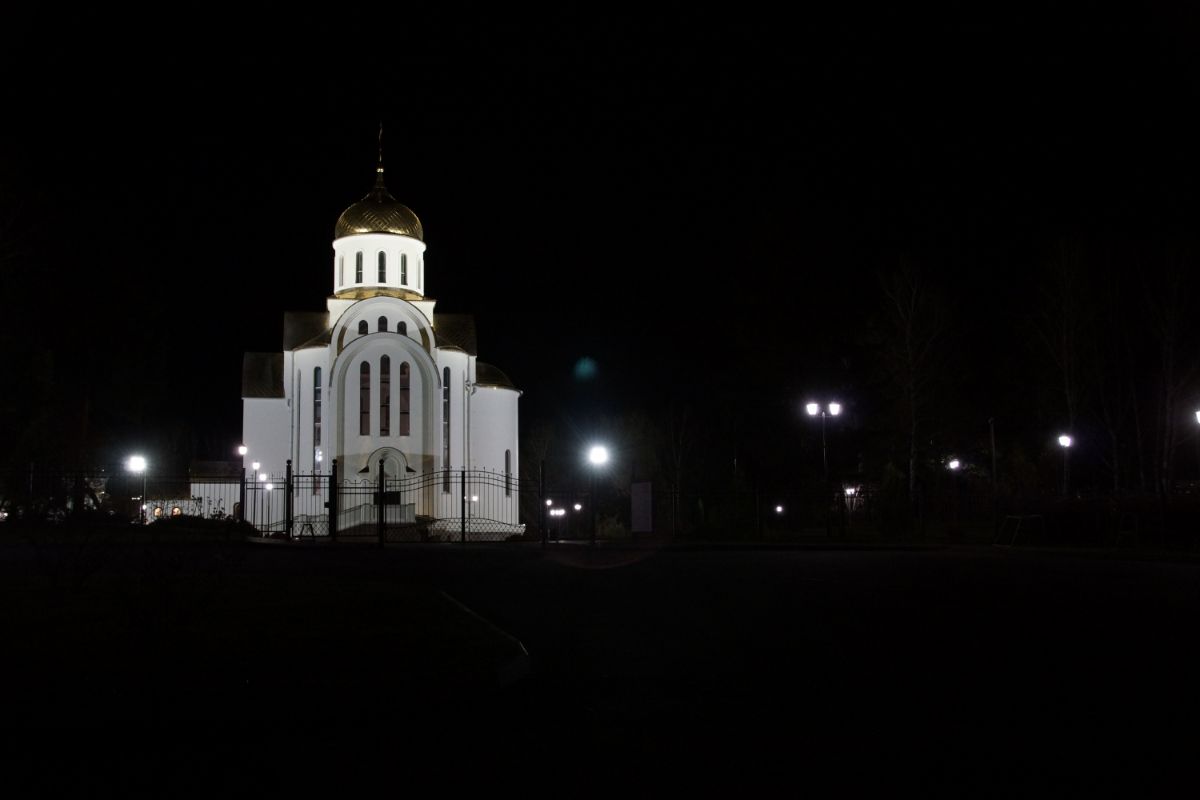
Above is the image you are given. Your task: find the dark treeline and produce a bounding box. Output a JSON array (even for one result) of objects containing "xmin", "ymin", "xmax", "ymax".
[{"xmin": 519, "ymin": 233, "xmax": 1200, "ymax": 529}]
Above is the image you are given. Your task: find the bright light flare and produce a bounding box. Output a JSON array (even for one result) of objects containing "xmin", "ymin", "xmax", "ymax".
[
  {"xmin": 1058, "ymin": 435, "xmax": 1073, "ymax": 448},
  {"xmin": 805, "ymin": 402, "xmax": 819, "ymax": 416},
  {"xmin": 775, "ymin": 505, "xmax": 784, "ymax": 514},
  {"xmin": 237, "ymin": 445, "xmax": 248, "ymax": 456},
  {"xmin": 259, "ymin": 473, "xmax": 268, "ymax": 481},
  {"xmin": 251, "ymin": 461, "xmax": 261, "ymax": 472},
  {"xmin": 948, "ymin": 459, "xmax": 961, "ymax": 470},
  {"xmin": 574, "ymin": 503, "xmax": 582, "ymax": 511},
  {"xmin": 844, "ymin": 486, "xmax": 858, "ymax": 497},
  {"xmin": 126, "ymin": 455, "xmax": 147, "ymax": 473},
  {"xmin": 828, "ymin": 402, "xmax": 842, "ymax": 416},
  {"xmin": 588, "ymin": 445, "xmax": 609, "ymax": 466}
]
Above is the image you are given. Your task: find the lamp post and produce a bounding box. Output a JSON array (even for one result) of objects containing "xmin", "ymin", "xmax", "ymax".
[
  {"xmin": 587, "ymin": 445, "xmax": 609, "ymax": 546},
  {"xmin": 237, "ymin": 446, "xmax": 248, "ymax": 522},
  {"xmin": 127, "ymin": 455, "xmax": 147, "ymax": 524},
  {"xmin": 1058, "ymin": 435, "xmax": 1073, "ymax": 497},
  {"xmin": 805, "ymin": 401, "xmax": 842, "ymax": 485}
]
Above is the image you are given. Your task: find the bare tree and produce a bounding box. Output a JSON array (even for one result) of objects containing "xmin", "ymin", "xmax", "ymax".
[
  {"xmin": 1142, "ymin": 248, "xmax": 1197, "ymax": 506},
  {"xmin": 878, "ymin": 262, "xmax": 947, "ymax": 509},
  {"xmin": 1033, "ymin": 240, "xmax": 1089, "ymax": 495}
]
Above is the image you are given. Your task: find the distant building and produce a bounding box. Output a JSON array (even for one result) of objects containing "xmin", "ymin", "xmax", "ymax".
[{"xmin": 239, "ymin": 149, "xmax": 520, "ymax": 533}]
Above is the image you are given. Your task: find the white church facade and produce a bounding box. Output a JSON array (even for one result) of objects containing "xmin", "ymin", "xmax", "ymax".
[{"xmin": 238, "ymin": 155, "xmax": 520, "ymax": 535}]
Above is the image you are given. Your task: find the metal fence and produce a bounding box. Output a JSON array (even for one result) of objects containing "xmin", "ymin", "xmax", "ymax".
[{"xmin": 14, "ymin": 463, "xmax": 1167, "ymax": 546}]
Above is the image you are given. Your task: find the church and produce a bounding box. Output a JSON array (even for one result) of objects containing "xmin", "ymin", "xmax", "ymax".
[{"xmin": 239, "ymin": 149, "xmax": 520, "ymax": 533}]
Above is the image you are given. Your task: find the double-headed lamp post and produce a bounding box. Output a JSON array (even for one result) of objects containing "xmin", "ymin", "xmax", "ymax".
[
  {"xmin": 587, "ymin": 445, "xmax": 609, "ymax": 546},
  {"xmin": 126, "ymin": 455, "xmax": 147, "ymax": 524},
  {"xmin": 805, "ymin": 401, "xmax": 842, "ymax": 485}
]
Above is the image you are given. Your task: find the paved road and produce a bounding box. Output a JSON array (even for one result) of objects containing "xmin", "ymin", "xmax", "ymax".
[
  {"xmin": 412, "ymin": 544, "xmax": 1200, "ymax": 779},
  {"xmin": 6, "ymin": 539, "xmax": 1198, "ymax": 786}
]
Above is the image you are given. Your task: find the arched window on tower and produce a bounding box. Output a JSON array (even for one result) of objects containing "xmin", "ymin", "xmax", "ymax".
[
  {"xmin": 401, "ymin": 253, "xmax": 408, "ymax": 284},
  {"xmin": 358, "ymin": 320, "xmax": 368, "ymax": 335},
  {"xmin": 355, "ymin": 251, "xmax": 363, "ymax": 283},
  {"xmin": 313, "ymin": 367, "xmax": 322, "ymax": 451},
  {"xmin": 397, "ymin": 321, "xmax": 407, "ymax": 335},
  {"xmin": 442, "ymin": 366, "xmax": 451, "ymax": 491},
  {"xmin": 359, "ymin": 361, "xmax": 371, "ymax": 435},
  {"xmin": 339, "ymin": 256, "xmax": 344, "ymax": 287},
  {"xmin": 378, "ymin": 316, "xmax": 387, "ymax": 332},
  {"xmin": 379, "ymin": 356, "xmax": 391, "ymax": 436},
  {"xmin": 378, "ymin": 251, "xmax": 386, "ymax": 282},
  {"xmin": 399, "ymin": 362, "xmax": 410, "ymax": 436}
]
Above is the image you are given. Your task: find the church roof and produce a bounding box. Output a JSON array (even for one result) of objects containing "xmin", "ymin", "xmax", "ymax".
[
  {"xmin": 283, "ymin": 311, "xmax": 330, "ymax": 350},
  {"xmin": 476, "ymin": 362, "xmax": 517, "ymax": 390},
  {"xmin": 334, "ymin": 168, "xmax": 423, "ymax": 241},
  {"xmin": 242, "ymin": 352, "xmax": 284, "ymax": 398},
  {"xmin": 433, "ymin": 313, "xmax": 477, "ymax": 355}
]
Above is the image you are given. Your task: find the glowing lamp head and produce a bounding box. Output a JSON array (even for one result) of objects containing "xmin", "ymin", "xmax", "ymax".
[
  {"xmin": 1195, "ymin": 410, "xmax": 1200, "ymax": 425},
  {"xmin": 126, "ymin": 455, "xmax": 147, "ymax": 474},
  {"xmin": 828, "ymin": 402, "xmax": 842, "ymax": 416},
  {"xmin": 545, "ymin": 499, "xmax": 553, "ymax": 507},
  {"xmin": 259, "ymin": 473, "xmax": 268, "ymax": 482},
  {"xmin": 948, "ymin": 459, "xmax": 961, "ymax": 471},
  {"xmin": 237, "ymin": 445, "xmax": 248, "ymax": 456},
  {"xmin": 775, "ymin": 505, "xmax": 784, "ymax": 514},
  {"xmin": 588, "ymin": 445, "xmax": 609, "ymax": 466},
  {"xmin": 574, "ymin": 503, "xmax": 582, "ymax": 511},
  {"xmin": 1058, "ymin": 435, "xmax": 1073, "ymax": 448},
  {"xmin": 844, "ymin": 486, "xmax": 857, "ymax": 496},
  {"xmin": 805, "ymin": 402, "xmax": 819, "ymax": 416},
  {"xmin": 251, "ymin": 461, "xmax": 261, "ymax": 472}
]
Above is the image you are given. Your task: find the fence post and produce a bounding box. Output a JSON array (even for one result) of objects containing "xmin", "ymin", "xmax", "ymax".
[
  {"xmin": 540, "ymin": 460, "xmax": 547, "ymax": 549},
  {"xmin": 329, "ymin": 459, "xmax": 338, "ymax": 542},
  {"xmin": 378, "ymin": 457, "xmax": 386, "ymax": 547},
  {"xmin": 285, "ymin": 459, "xmax": 293, "ymax": 539},
  {"xmin": 460, "ymin": 469, "xmax": 467, "ymax": 544},
  {"xmin": 239, "ymin": 467, "xmax": 246, "ymax": 523}
]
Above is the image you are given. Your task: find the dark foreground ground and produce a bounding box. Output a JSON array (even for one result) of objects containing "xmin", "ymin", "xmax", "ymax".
[{"xmin": 3, "ymin": 529, "xmax": 1199, "ymax": 790}]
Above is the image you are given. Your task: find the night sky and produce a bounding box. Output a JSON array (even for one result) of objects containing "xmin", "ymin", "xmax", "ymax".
[{"xmin": 4, "ymin": 9, "xmax": 1200, "ymax": 483}]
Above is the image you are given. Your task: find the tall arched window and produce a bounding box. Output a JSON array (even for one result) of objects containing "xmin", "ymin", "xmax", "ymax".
[
  {"xmin": 505, "ymin": 449, "xmax": 512, "ymax": 496},
  {"xmin": 397, "ymin": 321, "xmax": 407, "ymax": 335},
  {"xmin": 401, "ymin": 253, "xmax": 408, "ymax": 284},
  {"xmin": 378, "ymin": 316, "xmax": 387, "ymax": 332},
  {"xmin": 399, "ymin": 362, "xmax": 410, "ymax": 436},
  {"xmin": 355, "ymin": 251, "xmax": 363, "ymax": 283},
  {"xmin": 359, "ymin": 361, "xmax": 371, "ymax": 435},
  {"xmin": 339, "ymin": 256, "xmax": 344, "ymax": 287},
  {"xmin": 378, "ymin": 251, "xmax": 386, "ymax": 282},
  {"xmin": 379, "ymin": 356, "xmax": 391, "ymax": 436},
  {"xmin": 442, "ymin": 366, "xmax": 451, "ymax": 490},
  {"xmin": 358, "ymin": 320, "xmax": 368, "ymax": 335},
  {"xmin": 313, "ymin": 367, "xmax": 322, "ymax": 451}
]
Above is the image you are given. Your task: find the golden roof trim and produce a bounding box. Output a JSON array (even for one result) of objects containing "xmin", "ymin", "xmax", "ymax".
[{"xmin": 332, "ymin": 287, "xmax": 425, "ymax": 301}]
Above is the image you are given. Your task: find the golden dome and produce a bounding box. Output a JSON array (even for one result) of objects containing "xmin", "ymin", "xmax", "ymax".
[{"xmin": 334, "ymin": 168, "xmax": 423, "ymax": 241}]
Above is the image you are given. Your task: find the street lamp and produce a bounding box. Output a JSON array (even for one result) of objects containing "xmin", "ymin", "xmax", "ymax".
[
  {"xmin": 237, "ymin": 445, "xmax": 248, "ymax": 456},
  {"xmin": 947, "ymin": 459, "xmax": 961, "ymax": 471},
  {"xmin": 1058, "ymin": 434, "xmax": 1073, "ymax": 496},
  {"xmin": 805, "ymin": 401, "xmax": 842, "ymax": 485},
  {"xmin": 587, "ymin": 444, "xmax": 609, "ymax": 546},
  {"xmin": 126, "ymin": 455, "xmax": 147, "ymax": 524}
]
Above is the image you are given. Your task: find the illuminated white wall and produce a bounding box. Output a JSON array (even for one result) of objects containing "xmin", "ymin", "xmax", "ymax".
[
  {"xmin": 332, "ymin": 233, "xmax": 427, "ymax": 297},
  {"xmin": 469, "ymin": 385, "xmax": 519, "ymax": 475},
  {"xmin": 242, "ymin": 398, "xmax": 291, "ymax": 480}
]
